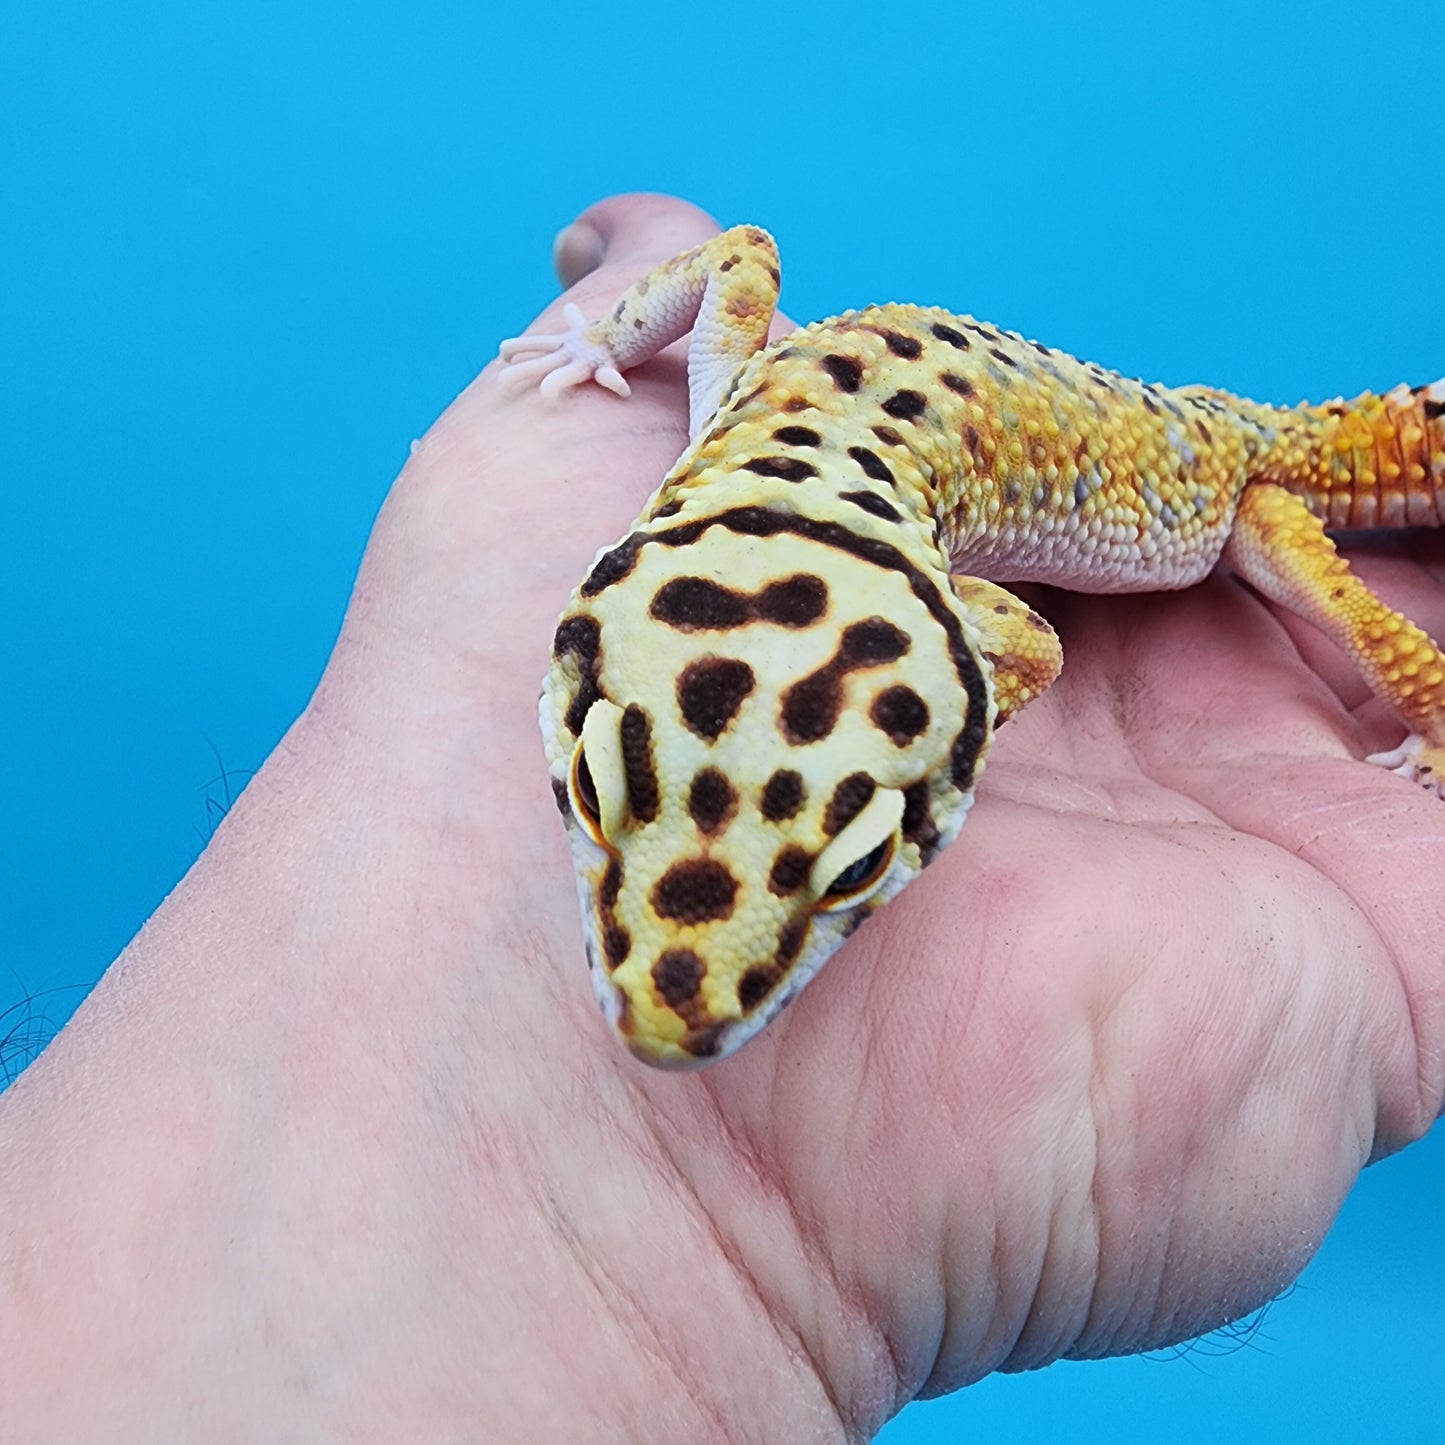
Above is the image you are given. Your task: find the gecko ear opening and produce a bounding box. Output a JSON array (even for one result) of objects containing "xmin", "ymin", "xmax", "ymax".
[{"xmin": 812, "ymin": 787, "xmax": 905, "ymax": 912}]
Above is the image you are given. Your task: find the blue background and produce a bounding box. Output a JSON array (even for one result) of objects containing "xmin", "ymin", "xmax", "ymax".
[{"xmin": 3, "ymin": 2, "xmax": 1441, "ymax": 1437}]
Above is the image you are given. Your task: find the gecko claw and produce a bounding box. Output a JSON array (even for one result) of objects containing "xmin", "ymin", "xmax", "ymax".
[{"xmin": 1366, "ymin": 735, "xmax": 1445, "ymax": 798}]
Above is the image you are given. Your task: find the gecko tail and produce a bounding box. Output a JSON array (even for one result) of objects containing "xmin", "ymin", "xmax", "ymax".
[{"xmin": 1248, "ymin": 375, "xmax": 1445, "ymax": 530}]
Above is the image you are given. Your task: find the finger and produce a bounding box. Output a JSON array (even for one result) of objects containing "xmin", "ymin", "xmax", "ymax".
[{"xmin": 552, "ymin": 193, "xmax": 722, "ymax": 287}]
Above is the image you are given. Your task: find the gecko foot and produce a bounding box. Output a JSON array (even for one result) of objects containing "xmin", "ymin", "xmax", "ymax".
[
  {"xmin": 1365, "ymin": 734, "xmax": 1445, "ymax": 798},
  {"xmin": 497, "ymin": 302, "xmax": 630, "ymax": 402}
]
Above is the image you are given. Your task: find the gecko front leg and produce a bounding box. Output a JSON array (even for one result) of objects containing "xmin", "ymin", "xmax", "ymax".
[{"xmin": 498, "ymin": 225, "xmax": 781, "ymax": 439}]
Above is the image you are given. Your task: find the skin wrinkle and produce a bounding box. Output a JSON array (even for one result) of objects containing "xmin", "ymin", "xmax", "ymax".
[
  {"xmin": 629, "ymin": 1096, "xmax": 853, "ymax": 1442},
  {"xmin": 710, "ymin": 1034, "xmax": 903, "ymax": 1432},
  {"xmin": 1080, "ymin": 1014, "xmax": 1195, "ymax": 1357},
  {"xmin": 527, "ymin": 1054, "xmax": 814, "ymax": 1442},
  {"xmin": 820, "ymin": 1021, "xmax": 914, "ymax": 1420},
  {"xmin": 903, "ymin": 875, "xmax": 1038, "ymax": 1382},
  {"xmin": 850, "ymin": 907, "xmax": 994, "ymax": 1392},
  {"xmin": 1291, "ymin": 816, "xmax": 1444, "ymax": 1134},
  {"xmin": 1195, "ymin": 785, "xmax": 1438, "ymax": 1145},
  {"xmin": 519, "ymin": 1169, "xmax": 708, "ymax": 1439}
]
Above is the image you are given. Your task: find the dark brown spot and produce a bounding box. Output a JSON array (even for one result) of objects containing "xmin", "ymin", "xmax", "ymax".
[
  {"xmin": 773, "ymin": 425, "xmax": 822, "ymax": 446},
  {"xmin": 882, "ymin": 389, "xmax": 927, "ymax": 421},
  {"xmin": 652, "ymin": 860, "xmax": 739, "ymax": 924},
  {"xmin": 677, "ymin": 657, "xmax": 754, "ymax": 739},
  {"xmin": 756, "ymin": 574, "xmax": 828, "ymax": 626},
  {"xmin": 768, "ymin": 846, "xmax": 813, "ymax": 896},
  {"xmin": 553, "ymin": 614, "xmax": 603, "ymax": 736},
  {"xmin": 871, "ymin": 685, "xmax": 930, "ymax": 744},
  {"xmin": 989, "ymin": 347, "xmax": 1018, "ymax": 368},
  {"xmin": 681, "ymin": 1025, "xmax": 725, "ymax": 1058},
  {"xmin": 782, "ymin": 395, "xmax": 812, "ymax": 413},
  {"xmin": 901, "ymin": 779, "xmax": 940, "ymax": 854},
  {"xmin": 847, "ymin": 445, "xmax": 894, "ymax": 483},
  {"xmin": 761, "ymin": 769, "xmax": 805, "ymax": 821},
  {"xmin": 554, "ymin": 613, "xmax": 601, "ymax": 662},
  {"xmin": 776, "ymin": 918, "xmax": 808, "ymax": 966},
  {"xmin": 738, "ymin": 965, "xmax": 782, "ymax": 1012},
  {"xmin": 839, "ymin": 489, "xmax": 902, "ymax": 521},
  {"xmin": 782, "ymin": 618, "xmax": 911, "ymax": 744},
  {"xmin": 653, "ymin": 949, "xmax": 704, "ymax": 1005},
  {"xmin": 940, "ymin": 373, "xmax": 973, "ymax": 397},
  {"xmin": 871, "ymin": 425, "xmax": 905, "ymax": 447},
  {"xmin": 620, "ymin": 704, "xmax": 659, "ymax": 823},
  {"xmin": 1425, "ymin": 398, "xmax": 1445, "ymax": 420},
  {"xmin": 552, "ymin": 777, "xmax": 571, "ymax": 818},
  {"xmin": 688, "ymin": 768, "xmax": 737, "ymax": 835},
  {"xmin": 931, "ymin": 323, "xmax": 970, "ymax": 350},
  {"xmin": 652, "ymin": 498, "xmax": 684, "ymax": 519},
  {"xmin": 652, "ymin": 574, "xmax": 826, "ymax": 631},
  {"xmin": 581, "ymin": 535, "xmax": 644, "ymax": 596},
  {"xmin": 821, "ymin": 353, "xmax": 864, "ymax": 392},
  {"xmin": 651, "ymin": 576, "xmax": 751, "ymax": 629},
  {"xmin": 838, "ymin": 617, "xmax": 910, "ymax": 665},
  {"xmin": 1142, "ymin": 392, "xmax": 1160, "ymax": 415},
  {"xmin": 966, "ymin": 425, "xmax": 982, "ymax": 457},
  {"xmin": 742, "ymin": 456, "xmax": 818, "ymax": 482},
  {"xmin": 951, "ymin": 712, "xmax": 989, "ymax": 787},
  {"xmin": 600, "ymin": 857, "xmax": 623, "ymax": 908},
  {"xmin": 880, "ymin": 329, "xmax": 922, "ymax": 359},
  {"xmin": 603, "ymin": 925, "xmax": 631, "ymax": 970},
  {"xmin": 824, "ymin": 772, "xmax": 876, "ymax": 835},
  {"xmin": 780, "ymin": 670, "xmax": 842, "ymax": 744},
  {"xmin": 767, "ymin": 265, "xmax": 781, "ymax": 286}
]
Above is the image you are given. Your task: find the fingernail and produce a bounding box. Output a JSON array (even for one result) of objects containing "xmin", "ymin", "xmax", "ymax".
[{"xmin": 553, "ymin": 220, "xmax": 607, "ymax": 288}]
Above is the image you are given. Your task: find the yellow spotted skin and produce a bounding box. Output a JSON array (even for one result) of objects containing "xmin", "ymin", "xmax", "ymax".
[{"xmin": 503, "ymin": 225, "xmax": 1445, "ymax": 1067}]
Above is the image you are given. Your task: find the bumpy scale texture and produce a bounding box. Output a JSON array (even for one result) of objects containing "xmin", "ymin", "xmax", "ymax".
[{"xmin": 498, "ymin": 225, "xmax": 1445, "ymax": 1067}]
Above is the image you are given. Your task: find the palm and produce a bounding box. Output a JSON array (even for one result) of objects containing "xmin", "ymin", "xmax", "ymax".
[{"xmin": 371, "ymin": 212, "xmax": 1444, "ymax": 1393}]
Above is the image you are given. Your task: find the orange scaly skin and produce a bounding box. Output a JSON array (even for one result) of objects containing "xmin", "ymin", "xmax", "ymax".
[{"xmin": 500, "ymin": 225, "xmax": 1445, "ymax": 1067}]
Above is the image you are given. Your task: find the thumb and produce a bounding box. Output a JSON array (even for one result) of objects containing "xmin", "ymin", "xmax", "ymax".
[{"xmin": 552, "ymin": 193, "xmax": 721, "ymax": 288}]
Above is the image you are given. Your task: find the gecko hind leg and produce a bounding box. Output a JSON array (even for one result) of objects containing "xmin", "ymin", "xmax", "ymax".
[
  {"xmin": 1225, "ymin": 481, "xmax": 1445, "ymax": 796},
  {"xmin": 950, "ymin": 575, "xmax": 1063, "ymax": 725}
]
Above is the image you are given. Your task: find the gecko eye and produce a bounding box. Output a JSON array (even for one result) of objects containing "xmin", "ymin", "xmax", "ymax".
[
  {"xmin": 818, "ymin": 834, "xmax": 895, "ymax": 911},
  {"xmin": 568, "ymin": 745, "xmax": 605, "ymax": 843}
]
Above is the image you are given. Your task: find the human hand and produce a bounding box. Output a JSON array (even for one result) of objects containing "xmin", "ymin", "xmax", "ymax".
[{"xmin": 2, "ymin": 192, "xmax": 1439, "ymax": 1442}]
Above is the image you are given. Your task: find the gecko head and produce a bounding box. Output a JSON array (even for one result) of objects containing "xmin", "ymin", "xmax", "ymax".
[{"xmin": 540, "ymin": 505, "xmax": 995, "ymax": 1067}]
